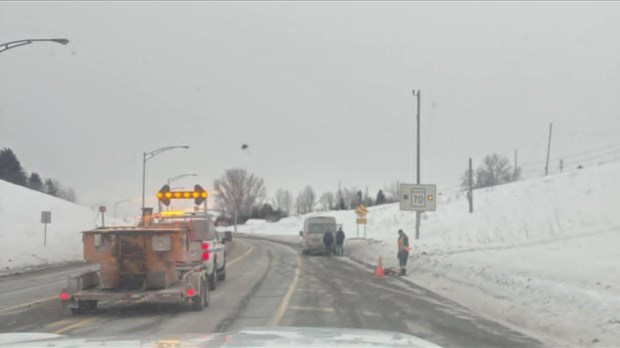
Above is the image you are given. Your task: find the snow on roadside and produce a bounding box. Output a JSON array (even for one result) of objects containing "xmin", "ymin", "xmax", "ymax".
[
  {"xmin": 0, "ymin": 179, "xmax": 126, "ymax": 275},
  {"xmin": 225, "ymin": 162, "xmax": 620, "ymax": 347}
]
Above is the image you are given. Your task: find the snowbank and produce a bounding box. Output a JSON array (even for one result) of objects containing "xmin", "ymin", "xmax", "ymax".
[
  {"xmin": 0, "ymin": 180, "xmax": 125, "ymax": 275},
  {"xmin": 231, "ymin": 162, "xmax": 620, "ymax": 346}
]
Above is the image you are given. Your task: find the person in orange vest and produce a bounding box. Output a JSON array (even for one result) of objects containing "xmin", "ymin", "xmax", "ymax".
[{"xmin": 397, "ymin": 229, "xmax": 410, "ymax": 276}]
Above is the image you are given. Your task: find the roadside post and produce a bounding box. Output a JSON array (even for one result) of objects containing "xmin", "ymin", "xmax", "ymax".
[
  {"xmin": 41, "ymin": 211, "xmax": 51, "ymax": 246},
  {"xmin": 399, "ymin": 184, "xmax": 436, "ymax": 239},
  {"xmin": 99, "ymin": 206, "xmax": 106, "ymax": 227},
  {"xmin": 355, "ymin": 204, "xmax": 368, "ymax": 238}
]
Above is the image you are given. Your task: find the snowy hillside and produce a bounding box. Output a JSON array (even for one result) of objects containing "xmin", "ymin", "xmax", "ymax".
[
  {"xmin": 232, "ymin": 162, "xmax": 620, "ymax": 346},
  {"xmin": 0, "ymin": 180, "xmax": 126, "ymax": 275}
]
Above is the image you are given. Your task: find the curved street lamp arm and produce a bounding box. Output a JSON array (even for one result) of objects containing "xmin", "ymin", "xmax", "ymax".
[
  {"xmin": 167, "ymin": 173, "xmax": 198, "ymax": 185},
  {"xmin": 0, "ymin": 38, "xmax": 69, "ymax": 54},
  {"xmin": 145, "ymin": 145, "xmax": 189, "ymax": 161}
]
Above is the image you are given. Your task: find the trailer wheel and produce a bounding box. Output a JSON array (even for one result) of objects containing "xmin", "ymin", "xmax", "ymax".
[
  {"xmin": 203, "ymin": 278, "xmax": 210, "ymax": 308},
  {"xmin": 191, "ymin": 280, "xmax": 206, "ymax": 311},
  {"xmin": 217, "ymin": 260, "xmax": 226, "ymax": 281},
  {"xmin": 71, "ymin": 300, "xmax": 97, "ymax": 315},
  {"xmin": 208, "ymin": 270, "xmax": 217, "ymax": 291}
]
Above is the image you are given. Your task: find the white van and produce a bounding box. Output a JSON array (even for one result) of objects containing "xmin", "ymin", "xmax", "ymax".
[{"xmin": 300, "ymin": 216, "xmax": 337, "ymax": 255}]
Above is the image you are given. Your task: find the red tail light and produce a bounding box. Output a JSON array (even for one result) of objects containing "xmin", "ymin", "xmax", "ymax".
[
  {"xmin": 201, "ymin": 242, "xmax": 209, "ymax": 260},
  {"xmin": 185, "ymin": 288, "xmax": 195, "ymax": 297},
  {"xmin": 60, "ymin": 292, "xmax": 70, "ymax": 301}
]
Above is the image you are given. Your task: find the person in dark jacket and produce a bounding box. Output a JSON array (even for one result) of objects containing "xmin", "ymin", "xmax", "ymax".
[
  {"xmin": 323, "ymin": 230, "xmax": 334, "ymax": 256},
  {"xmin": 335, "ymin": 227, "xmax": 345, "ymax": 256},
  {"xmin": 397, "ymin": 229, "xmax": 410, "ymax": 275}
]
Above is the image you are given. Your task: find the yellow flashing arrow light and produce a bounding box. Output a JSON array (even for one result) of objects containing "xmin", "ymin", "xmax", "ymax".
[{"xmin": 156, "ymin": 184, "xmax": 209, "ymax": 206}]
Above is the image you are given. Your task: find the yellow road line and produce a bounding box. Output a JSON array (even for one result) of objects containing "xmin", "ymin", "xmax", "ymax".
[
  {"xmin": 269, "ymin": 244, "xmax": 301, "ymax": 326},
  {"xmin": 45, "ymin": 318, "xmax": 75, "ymax": 329},
  {"xmin": 53, "ymin": 316, "xmax": 97, "ymax": 334},
  {"xmin": 228, "ymin": 245, "xmax": 254, "ymax": 267},
  {"xmin": 0, "ymin": 295, "xmax": 57, "ymax": 314},
  {"xmin": 288, "ymin": 306, "xmax": 335, "ymax": 312}
]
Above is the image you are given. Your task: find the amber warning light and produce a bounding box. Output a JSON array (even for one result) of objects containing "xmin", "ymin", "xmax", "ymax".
[{"xmin": 157, "ymin": 184, "xmax": 208, "ymax": 206}]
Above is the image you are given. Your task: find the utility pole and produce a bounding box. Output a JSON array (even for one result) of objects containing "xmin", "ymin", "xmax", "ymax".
[
  {"xmin": 545, "ymin": 123, "xmax": 553, "ymax": 176},
  {"xmin": 468, "ymin": 158, "xmax": 474, "ymax": 213},
  {"xmin": 513, "ymin": 149, "xmax": 518, "ymax": 181},
  {"xmin": 413, "ymin": 89, "xmax": 421, "ymax": 240},
  {"xmin": 338, "ymin": 180, "xmax": 342, "ymax": 210}
]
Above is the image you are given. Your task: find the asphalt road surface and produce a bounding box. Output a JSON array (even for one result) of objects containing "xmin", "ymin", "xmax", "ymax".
[{"xmin": 0, "ymin": 238, "xmax": 542, "ymax": 347}]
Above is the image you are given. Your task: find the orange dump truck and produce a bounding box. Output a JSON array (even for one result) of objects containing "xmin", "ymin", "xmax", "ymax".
[{"xmin": 60, "ymin": 210, "xmax": 226, "ymax": 314}]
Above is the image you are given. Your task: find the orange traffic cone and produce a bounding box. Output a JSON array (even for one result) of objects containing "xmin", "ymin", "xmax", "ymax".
[{"xmin": 375, "ymin": 256, "xmax": 384, "ymax": 278}]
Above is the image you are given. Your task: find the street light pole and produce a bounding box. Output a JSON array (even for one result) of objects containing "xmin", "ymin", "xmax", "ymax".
[
  {"xmin": 141, "ymin": 146, "xmax": 190, "ymax": 210},
  {"xmin": 0, "ymin": 38, "xmax": 69, "ymax": 54},
  {"xmin": 413, "ymin": 89, "xmax": 421, "ymax": 240}
]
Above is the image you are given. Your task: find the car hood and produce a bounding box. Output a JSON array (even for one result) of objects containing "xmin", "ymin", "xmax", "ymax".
[{"xmin": 0, "ymin": 326, "xmax": 441, "ymax": 347}]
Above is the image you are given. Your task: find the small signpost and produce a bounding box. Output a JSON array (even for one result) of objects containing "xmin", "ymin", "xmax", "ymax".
[
  {"xmin": 41, "ymin": 211, "xmax": 51, "ymax": 246},
  {"xmin": 355, "ymin": 204, "xmax": 368, "ymax": 238},
  {"xmin": 399, "ymin": 184, "xmax": 436, "ymax": 239}
]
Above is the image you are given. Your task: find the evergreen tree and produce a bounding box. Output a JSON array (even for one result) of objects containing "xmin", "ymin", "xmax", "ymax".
[
  {"xmin": 0, "ymin": 148, "xmax": 27, "ymax": 186},
  {"xmin": 28, "ymin": 172, "xmax": 44, "ymax": 191},
  {"xmin": 375, "ymin": 189, "xmax": 386, "ymax": 205},
  {"xmin": 44, "ymin": 179, "xmax": 59, "ymax": 197},
  {"xmin": 338, "ymin": 196, "xmax": 346, "ymax": 210},
  {"xmin": 350, "ymin": 190, "xmax": 363, "ymax": 208}
]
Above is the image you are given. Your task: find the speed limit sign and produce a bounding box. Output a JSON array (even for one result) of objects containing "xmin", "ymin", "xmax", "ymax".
[{"xmin": 399, "ymin": 184, "xmax": 437, "ymax": 212}]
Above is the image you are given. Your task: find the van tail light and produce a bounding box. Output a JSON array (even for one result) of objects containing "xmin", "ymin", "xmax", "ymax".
[{"xmin": 60, "ymin": 292, "xmax": 70, "ymax": 301}]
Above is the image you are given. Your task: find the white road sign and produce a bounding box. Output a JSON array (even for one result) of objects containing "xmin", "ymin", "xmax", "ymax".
[{"xmin": 399, "ymin": 184, "xmax": 437, "ymax": 212}]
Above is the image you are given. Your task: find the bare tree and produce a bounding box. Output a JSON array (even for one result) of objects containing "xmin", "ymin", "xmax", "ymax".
[
  {"xmin": 273, "ymin": 189, "xmax": 293, "ymax": 216},
  {"xmin": 461, "ymin": 154, "xmax": 519, "ymax": 189},
  {"xmin": 319, "ymin": 192, "xmax": 335, "ymax": 211},
  {"xmin": 214, "ymin": 168, "xmax": 266, "ymax": 221},
  {"xmin": 342, "ymin": 187, "xmax": 360, "ymax": 209},
  {"xmin": 57, "ymin": 187, "xmax": 78, "ymax": 203},
  {"xmin": 383, "ymin": 181, "xmax": 401, "ymax": 203},
  {"xmin": 295, "ymin": 186, "xmax": 316, "ymax": 215}
]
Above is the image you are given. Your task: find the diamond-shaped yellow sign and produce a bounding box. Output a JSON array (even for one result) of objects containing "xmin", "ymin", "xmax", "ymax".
[{"xmin": 355, "ymin": 204, "xmax": 368, "ymax": 217}]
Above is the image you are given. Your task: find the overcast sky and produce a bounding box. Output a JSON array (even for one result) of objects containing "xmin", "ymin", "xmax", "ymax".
[{"xmin": 1, "ymin": 2, "xmax": 619, "ymax": 217}]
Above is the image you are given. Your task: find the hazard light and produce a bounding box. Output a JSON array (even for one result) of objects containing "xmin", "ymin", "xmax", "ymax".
[
  {"xmin": 160, "ymin": 210, "xmax": 185, "ymax": 217},
  {"xmin": 60, "ymin": 292, "xmax": 70, "ymax": 301}
]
